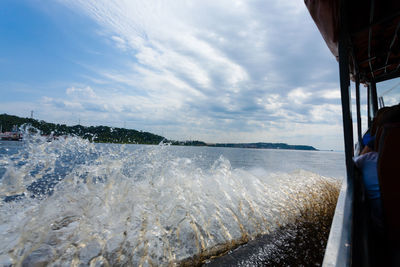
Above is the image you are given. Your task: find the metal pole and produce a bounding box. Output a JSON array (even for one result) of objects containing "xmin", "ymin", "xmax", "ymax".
[
  {"xmin": 371, "ymin": 80, "xmax": 379, "ymax": 116},
  {"xmin": 355, "ymin": 76, "xmax": 363, "ymax": 148},
  {"xmin": 367, "ymin": 84, "xmax": 372, "ymax": 128},
  {"xmin": 339, "ymin": 41, "xmax": 354, "ymax": 181},
  {"xmin": 378, "ymin": 96, "xmax": 385, "ymax": 108},
  {"xmin": 337, "ymin": 0, "xmax": 354, "ymax": 264}
]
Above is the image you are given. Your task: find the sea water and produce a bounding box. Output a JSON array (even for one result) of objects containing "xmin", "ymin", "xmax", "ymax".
[{"xmin": 0, "ymin": 134, "xmax": 344, "ymax": 266}]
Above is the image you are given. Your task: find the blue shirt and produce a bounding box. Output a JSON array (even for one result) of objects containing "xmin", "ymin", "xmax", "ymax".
[
  {"xmin": 353, "ymin": 152, "xmax": 380, "ymax": 199},
  {"xmin": 363, "ymin": 132, "xmax": 373, "ymax": 146}
]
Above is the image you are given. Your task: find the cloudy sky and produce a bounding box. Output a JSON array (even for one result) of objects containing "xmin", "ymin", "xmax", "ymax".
[{"xmin": 2, "ymin": 0, "xmax": 397, "ymax": 150}]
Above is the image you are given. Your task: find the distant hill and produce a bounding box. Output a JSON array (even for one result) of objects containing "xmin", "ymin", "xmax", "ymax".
[
  {"xmin": 0, "ymin": 114, "xmax": 164, "ymax": 144},
  {"xmin": 209, "ymin": 142, "xmax": 317, "ymax": 151},
  {"xmin": 0, "ymin": 114, "xmax": 317, "ymax": 150}
]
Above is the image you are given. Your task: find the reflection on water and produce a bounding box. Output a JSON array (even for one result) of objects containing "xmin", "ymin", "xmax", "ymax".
[{"xmin": 0, "ymin": 135, "xmax": 342, "ymax": 266}]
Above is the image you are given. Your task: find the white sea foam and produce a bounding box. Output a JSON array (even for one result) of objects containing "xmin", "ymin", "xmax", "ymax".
[{"xmin": 0, "ymin": 134, "xmax": 340, "ymax": 266}]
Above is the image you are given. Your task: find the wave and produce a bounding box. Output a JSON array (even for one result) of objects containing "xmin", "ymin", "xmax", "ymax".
[{"xmin": 0, "ymin": 134, "xmax": 340, "ymax": 266}]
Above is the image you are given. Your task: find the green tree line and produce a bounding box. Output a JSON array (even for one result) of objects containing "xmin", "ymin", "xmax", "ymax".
[
  {"xmin": 0, "ymin": 114, "xmax": 317, "ymax": 150},
  {"xmin": 0, "ymin": 114, "xmax": 164, "ymax": 144}
]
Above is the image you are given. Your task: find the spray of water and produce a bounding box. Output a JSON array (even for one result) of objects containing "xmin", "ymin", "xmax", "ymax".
[{"xmin": 0, "ymin": 133, "xmax": 340, "ymax": 266}]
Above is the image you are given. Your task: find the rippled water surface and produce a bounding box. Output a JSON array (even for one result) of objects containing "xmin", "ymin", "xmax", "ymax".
[{"xmin": 0, "ymin": 136, "xmax": 344, "ymax": 266}]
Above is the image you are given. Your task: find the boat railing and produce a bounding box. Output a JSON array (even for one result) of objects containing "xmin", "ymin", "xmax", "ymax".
[{"xmin": 322, "ymin": 176, "xmax": 353, "ymax": 267}]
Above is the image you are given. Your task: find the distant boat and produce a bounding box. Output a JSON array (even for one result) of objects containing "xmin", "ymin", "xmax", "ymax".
[{"xmin": 0, "ymin": 125, "xmax": 22, "ymax": 141}]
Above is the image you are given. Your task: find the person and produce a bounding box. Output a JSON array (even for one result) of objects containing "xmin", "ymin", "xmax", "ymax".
[
  {"xmin": 355, "ymin": 106, "xmax": 391, "ymax": 201},
  {"xmin": 355, "ymin": 104, "xmax": 400, "ymax": 216},
  {"xmin": 355, "ymin": 104, "xmax": 400, "ymax": 265},
  {"xmin": 353, "ymin": 151, "xmax": 383, "ymax": 227},
  {"xmin": 354, "ymin": 104, "xmax": 400, "ymax": 227},
  {"xmin": 360, "ymin": 107, "xmax": 390, "ymax": 155}
]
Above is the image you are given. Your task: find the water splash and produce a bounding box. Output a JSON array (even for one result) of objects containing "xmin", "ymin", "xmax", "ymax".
[{"xmin": 0, "ymin": 134, "xmax": 340, "ymax": 266}]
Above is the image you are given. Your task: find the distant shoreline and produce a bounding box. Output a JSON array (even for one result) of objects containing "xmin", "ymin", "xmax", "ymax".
[
  {"xmin": 206, "ymin": 142, "xmax": 317, "ymax": 151},
  {"xmin": 0, "ymin": 113, "xmax": 318, "ymax": 151}
]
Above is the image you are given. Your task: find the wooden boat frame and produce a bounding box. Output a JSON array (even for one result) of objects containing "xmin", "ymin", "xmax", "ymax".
[{"xmin": 305, "ymin": 0, "xmax": 400, "ymax": 266}]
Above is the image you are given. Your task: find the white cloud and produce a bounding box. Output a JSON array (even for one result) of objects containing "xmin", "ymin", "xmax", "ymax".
[
  {"xmin": 258, "ymin": 94, "xmax": 284, "ymax": 112},
  {"xmin": 288, "ymin": 88, "xmax": 312, "ymax": 105},
  {"xmin": 111, "ymin": 35, "xmax": 127, "ymax": 51},
  {"xmin": 321, "ymin": 90, "xmax": 341, "ymax": 99},
  {"xmin": 310, "ymin": 104, "xmax": 342, "ymax": 122},
  {"xmin": 40, "ymin": 0, "xmax": 343, "ymax": 150},
  {"xmin": 66, "ymin": 86, "xmax": 97, "ymax": 99}
]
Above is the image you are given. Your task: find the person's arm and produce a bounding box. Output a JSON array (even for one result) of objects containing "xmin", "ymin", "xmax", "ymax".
[
  {"xmin": 361, "ymin": 136, "xmax": 375, "ymax": 155},
  {"xmin": 361, "ymin": 145, "xmax": 372, "ymax": 155}
]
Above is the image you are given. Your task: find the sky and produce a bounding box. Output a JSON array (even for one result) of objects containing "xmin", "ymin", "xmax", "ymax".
[{"xmin": 1, "ymin": 0, "xmax": 397, "ymax": 151}]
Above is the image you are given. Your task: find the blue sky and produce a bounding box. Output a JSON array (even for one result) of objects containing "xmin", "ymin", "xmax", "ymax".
[{"xmin": 2, "ymin": 0, "xmax": 395, "ymax": 150}]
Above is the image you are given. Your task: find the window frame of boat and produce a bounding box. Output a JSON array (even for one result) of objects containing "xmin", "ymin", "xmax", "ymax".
[
  {"xmin": 312, "ymin": 0, "xmax": 400, "ymax": 266},
  {"xmin": 322, "ymin": 1, "xmax": 355, "ymax": 264}
]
